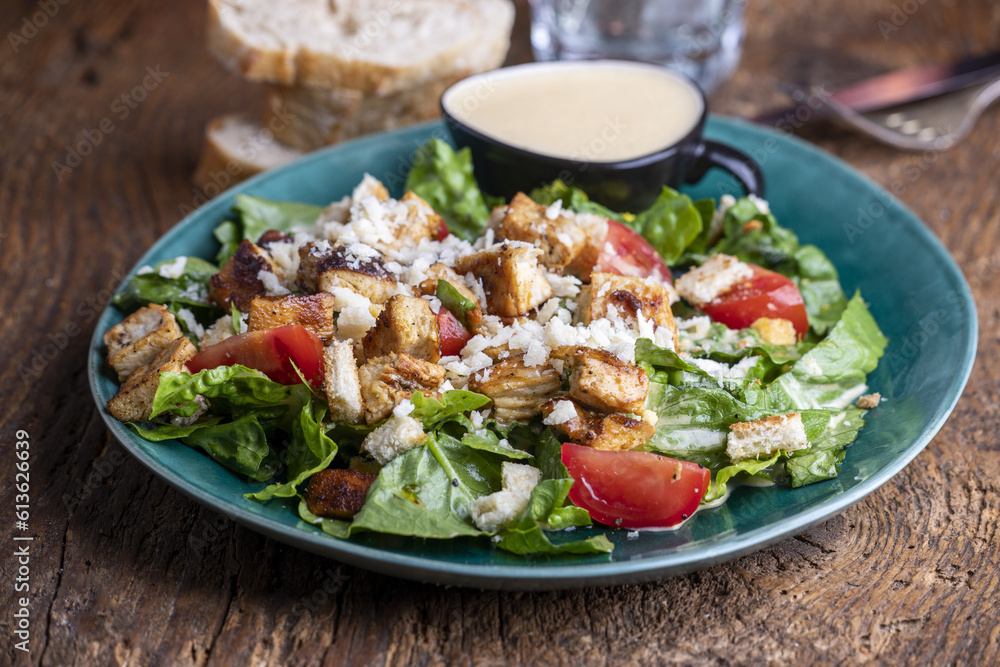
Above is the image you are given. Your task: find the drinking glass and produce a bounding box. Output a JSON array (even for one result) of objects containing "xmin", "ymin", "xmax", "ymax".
[{"xmin": 528, "ymin": 0, "xmax": 746, "ymax": 93}]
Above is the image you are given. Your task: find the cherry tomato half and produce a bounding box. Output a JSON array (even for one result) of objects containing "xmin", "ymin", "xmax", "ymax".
[
  {"xmin": 561, "ymin": 443, "xmax": 709, "ymax": 529},
  {"xmin": 189, "ymin": 324, "xmax": 325, "ymax": 387},
  {"xmin": 699, "ymin": 264, "xmax": 809, "ymax": 338},
  {"xmin": 438, "ymin": 308, "xmax": 472, "ymax": 357},
  {"xmin": 594, "ymin": 220, "xmax": 673, "ymax": 284}
]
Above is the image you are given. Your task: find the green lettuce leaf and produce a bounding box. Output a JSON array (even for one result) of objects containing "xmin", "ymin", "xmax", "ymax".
[
  {"xmin": 245, "ymin": 398, "xmax": 338, "ymax": 502},
  {"xmin": 766, "ymin": 292, "xmax": 887, "ymax": 411},
  {"xmin": 298, "ymin": 500, "xmax": 352, "ymax": 539},
  {"xmin": 495, "ymin": 479, "xmax": 613, "ymax": 556},
  {"xmin": 528, "ymin": 180, "xmax": 622, "ymax": 220},
  {"xmin": 404, "ymin": 139, "xmax": 495, "ymax": 241},
  {"xmin": 182, "ymin": 414, "xmax": 280, "ymax": 482},
  {"xmin": 349, "ymin": 433, "xmax": 499, "ymax": 539},
  {"xmin": 150, "ymin": 365, "xmax": 310, "ymax": 419},
  {"xmin": 793, "ymin": 244, "xmax": 849, "ymax": 335},
  {"xmin": 112, "ymin": 257, "xmax": 220, "ymax": 315},
  {"xmin": 705, "ymin": 453, "xmax": 780, "ymax": 502},
  {"xmin": 128, "ymin": 415, "xmax": 224, "ymax": 441},
  {"xmin": 628, "ymin": 186, "xmax": 703, "ymax": 265},
  {"xmin": 459, "ymin": 429, "xmax": 533, "ymax": 460},
  {"xmin": 407, "ymin": 390, "xmax": 492, "ymax": 431},
  {"xmin": 234, "ymin": 195, "xmax": 323, "ymax": 243},
  {"xmin": 785, "ymin": 405, "xmax": 866, "ymax": 487}
]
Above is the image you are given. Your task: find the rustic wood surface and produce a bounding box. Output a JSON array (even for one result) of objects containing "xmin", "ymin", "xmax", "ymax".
[{"xmin": 2, "ymin": 0, "xmax": 998, "ymax": 664}]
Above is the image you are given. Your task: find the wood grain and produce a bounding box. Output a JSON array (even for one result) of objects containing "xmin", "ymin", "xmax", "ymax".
[{"xmin": 1, "ymin": 0, "xmax": 998, "ymax": 664}]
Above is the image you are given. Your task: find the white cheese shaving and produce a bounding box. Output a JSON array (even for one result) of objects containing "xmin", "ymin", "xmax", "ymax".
[
  {"xmin": 543, "ymin": 400, "xmax": 577, "ymax": 426},
  {"xmin": 158, "ymin": 256, "xmax": 187, "ymax": 279}
]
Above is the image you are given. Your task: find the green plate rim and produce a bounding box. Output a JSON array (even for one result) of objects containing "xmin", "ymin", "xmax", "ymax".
[{"xmin": 87, "ymin": 117, "xmax": 977, "ymax": 590}]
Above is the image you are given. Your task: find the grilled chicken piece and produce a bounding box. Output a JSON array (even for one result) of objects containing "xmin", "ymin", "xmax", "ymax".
[
  {"xmin": 497, "ymin": 192, "xmax": 589, "ymax": 271},
  {"xmin": 454, "ymin": 243, "xmax": 552, "ymax": 318},
  {"xmin": 209, "ymin": 239, "xmax": 278, "ymax": 312},
  {"xmin": 304, "ymin": 469, "xmax": 377, "ymax": 519},
  {"xmin": 390, "ymin": 191, "xmax": 444, "ymax": 251},
  {"xmin": 358, "ymin": 352, "xmax": 446, "ymax": 424},
  {"xmin": 247, "ymin": 293, "xmax": 336, "ymax": 343},
  {"xmin": 323, "ymin": 340, "xmax": 365, "ymax": 424},
  {"xmin": 541, "ymin": 397, "xmax": 656, "ymax": 451},
  {"xmin": 417, "ymin": 263, "xmax": 483, "ymax": 334},
  {"xmin": 550, "ymin": 345, "xmax": 650, "ymax": 415},
  {"xmin": 362, "ymin": 294, "xmax": 440, "ymax": 362},
  {"xmin": 467, "ymin": 356, "xmax": 560, "ymax": 424},
  {"xmin": 103, "ymin": 304, "xmax": 185, "ymax": 381},
  {"xmin": 576, "ymin": 273, "xmax": 679, "ymax": 349},
  {"xmin": 107, "ymin": 336, "xmax": 197, "ymax": 423},
  {"xmin": 297, "ymin": 241, "xmax": 403, "ymax": 305},
  {"xmin": 256, "ymin": 229, "xmax": 293, "ymax": 248}
]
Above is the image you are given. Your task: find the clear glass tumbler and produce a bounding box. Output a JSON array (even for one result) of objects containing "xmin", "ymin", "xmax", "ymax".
[{"xmin": 528, "ymin": 0, "xmax": 746, "ymax": 93}]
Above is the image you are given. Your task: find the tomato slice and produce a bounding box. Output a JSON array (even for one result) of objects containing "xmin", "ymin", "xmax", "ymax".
[
  {"xmin": 561, "ymin": 443, "xmax": 709, "ymax": 529},
  {"xmin": 699, "ymin": 264, "xmax": 809, "ymax": 338},
  {"xmin": 438, "ymin": 308, "xmax": 472, "ymax": 356},
  {"xmin": 437, "ymin": 218, "xmax": 450, "ymax": 241},
  {"xmin": 189, "ymin": 324, "xmax": 325, "ymax": 386},
  {"xmin": 594, "ymin": 220, "xmax": 673, "ymax": 284}
]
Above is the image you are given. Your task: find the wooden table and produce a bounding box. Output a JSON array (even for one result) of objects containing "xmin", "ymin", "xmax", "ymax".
[{"xmin": 2, "ymin": 0, "xmax": 998, "ymax": 663}]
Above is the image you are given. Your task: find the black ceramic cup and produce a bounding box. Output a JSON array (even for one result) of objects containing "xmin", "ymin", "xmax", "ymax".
[{"xmin": 441, "ymin": 60, "xmax": 763, "ymax": 211}]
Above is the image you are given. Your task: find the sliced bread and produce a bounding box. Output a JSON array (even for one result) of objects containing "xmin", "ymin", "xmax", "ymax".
[
  {"xmin": 193, "ymin": 113, "xmax": 303, "ymax": 193},
  {"xmin": 207, "ymin": 0, "xmax": 515, "ymax": 94},
  {"xmin": 261, "ymin": 73, "xmax": 461, "ymax": 150}
]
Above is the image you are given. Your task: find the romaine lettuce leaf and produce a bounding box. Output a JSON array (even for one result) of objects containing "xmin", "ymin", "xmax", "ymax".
[
  {"xmin": 528, "ymin": 180, "xmax": 622, "ymax": 220},
  {"xmin": 234, "ymin": 195, "xmax": 323, "ymax": 243},
  {"xmin": 404, "ymin": 139, "xmax": 496, "ymax": 241},
  {"xmin": 182, "ymin": 414, "xmax": 280, "ymax": 482},
  {"xmin": 628, "ymin": 186, "xmax": 703, "ymax": 265},
  {"xmin": 766, "ymin": 292, "xmax": 887, "ymax": 411},
  {"xmin": 150, "ymin": 365, "xmax": 310, "ymax": 420},
  {"xmin": 407, "ymin": 390, "xmax": 492, "ymax": 431}
]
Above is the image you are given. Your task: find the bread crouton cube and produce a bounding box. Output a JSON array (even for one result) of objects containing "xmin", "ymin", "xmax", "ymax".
[
  {"xmin": 751, "ymin": 317, "xmax": 797, "ymax": 345},
  {"xmin": 107, "ymin": 336, "xmax": 197, "ymax": 423},
  {"xmin": 297, "ymin": 241, "xmax": 403, "ymax": 305},
  {"xmin": 541, "ymin": 397, "xmax": 655, "ymax": 451},
  {"xmin": 675, "ymin": 253, "xmax": 753, "ymax": 306},
  {"xmin": 209, "ymin": 239, "xmax": 278, "ymax": 311},
  {"xmin": 501, "ymin": 462, "xmax": 542, "ymax": 496},
  {"xmin": 323, "ymin": 340, "xmax": 364, "ymax": 423},
  {"xmin": 726, "ymin": 412, "xmax": 808, "ymax": 462},
  {"xmin": 362, "ymin": 294, "xmax": 440, "ymax": 362},
  {"xmin": 469, "ymin": 461, "xmax": 542, "ymax": 532},
  {"xmin": 467, "ymin": 356, "xmax": 560, "ymax": 424},
  {"xmin": 247, "ymin": 292, "xmax": 336, "ymax": 343},
  {"xmin": 104, "ymin": 304, "xmax": 185, "ymax": 381},
  {"xmin": 550, "ymin": 346, "xmax": 650, "ymax": 414},
  {"xmin": 454, "ymin": 243, "xmax": 552, "ymax": 318},
  {"xmin": 496, "ymin": 192, "xmax": 589, "ymax": 271},
  {"xmin": 361, "ymin": 413, "xmax": 427, "ymax": 465},
  {"xmin": 358, "ymin": 352, "xmax": 445, "ymax": 424},
  {"xmin": 576, "ymin": 272, "xmax": 678, "ymax": 348},
  {"xmin": 304, "ymin": 469, "xmax": 377, "ymax": 519}
]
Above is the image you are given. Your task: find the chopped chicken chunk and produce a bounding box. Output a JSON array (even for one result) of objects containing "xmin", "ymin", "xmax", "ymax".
[
  {"xmin": 550, "ymin": 345, "xmax": 650, "ymax": 414},
  {"xmin": 304, "ymin": 469, "xmax": 377, "ymax": 519},
  {"xmin": 540, "ymin": 397, "xmax": 655, "ymax": 451},
  {"xmin": 297, "ymin": 241, "xmax": 405, "ymax": 305},
  {"xmin": 358, "ymin": 352, "xmax": 445, "ymax": 424},
  {"xmin": 247, "ymin": 292, "xmax": 336, "ymax": 343},
  {"xmin": 103, "ymin": 304, "xmax": 185, "ymax": 381},
  {"xmin": 107, "ymin": 337, "xmax": 197, "ymax": 423},
  {"xmin": 362, "ymin": 294, "xmax": 440, "ymax": 362},
  {"xmin": 209, "ymin": 239, "xmax": 278, "ymax": 311},
  {"xmin": 576, "ymin": 272, "xmax": 678, "ymax": 349},
  {"xmin": 467, "ymin": 356, "xmax": 560, "ymax": 423},
  {"xmin": 454, "ymin": 243, "xmax": 552, "ymax": 318}
]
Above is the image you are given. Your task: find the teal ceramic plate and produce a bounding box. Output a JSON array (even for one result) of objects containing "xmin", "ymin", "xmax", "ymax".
[{"xmin": 88, "ymin": 118, "xmax": 976, "ymax": 590}]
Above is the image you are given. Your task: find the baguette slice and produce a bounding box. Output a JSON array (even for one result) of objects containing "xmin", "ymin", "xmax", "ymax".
[
  {"xmin": 207, "ymin": 0, "xmax": 515, "ymax": 94},
  {"xmin": 193, "ymin": 113, "xmax": 303, "ymax": 193},
  {"xmin": 262, "ymin": 73, "xmax": 462, "ymax": 151}
]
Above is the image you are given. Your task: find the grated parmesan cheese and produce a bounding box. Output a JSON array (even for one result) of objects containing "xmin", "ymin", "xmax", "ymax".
[
  {"xmin": 158, "ymin": 256, "xmax": 187, "ymax": 279},
  {"xmin": 543, "ymin": 400, "xmax": 577, "ymax": 426}
]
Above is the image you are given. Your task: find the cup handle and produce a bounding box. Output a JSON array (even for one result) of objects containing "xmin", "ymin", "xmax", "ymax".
[{"xmin": 684, "ymin": 140, "xmax": 765, "ymax": 197}]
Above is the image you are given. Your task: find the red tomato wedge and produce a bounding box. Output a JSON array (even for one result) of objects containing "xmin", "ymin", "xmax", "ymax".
[
  {"xmin": 561, "ymin": 443, "xmax": 710, "ymax": 529},
  {"xmin": 188, "ymin": 324, "xmax": 325, "ymax": 387},
  {"xmin": 437, "ymin": 217, "xmax": 450, "ymax": 241},
  {"xmin": 594, "ymin": 220, "xmax": 673, "ymax": 284},
  {"xmin": 699, "ymin": 264, "xmax": 809, "ymax": 338},
  {"xmin": 438, "ymin": 308, "xmax": 473, "ymax": 356}
]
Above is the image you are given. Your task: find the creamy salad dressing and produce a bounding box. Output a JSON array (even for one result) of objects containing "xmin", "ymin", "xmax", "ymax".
[{"xmin": 444, "ymin": 62, "xmax": 704, "ymax": 162}]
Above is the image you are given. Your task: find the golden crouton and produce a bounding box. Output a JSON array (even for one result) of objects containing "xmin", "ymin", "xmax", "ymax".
[
  {"xmin": 107, "ymin": 336, "xmax": 197, "ymax": 423},
  {"xmin": 362, "ymin": 294, "xmax": 440, "ymax": 362},
  {"xmin": 468, "ymin": 356, "xmax": 560, "ymax": 424},
  {"xmin": 358, "ymin": 352, "xmax": 446, "ymax": 424},
  {"xmin": 454, "ymin": 243, "xmax": 552, "ymax": 318},
  {"xmin": 104, "ymin": 304, "xmax": 185, "ymax": 381},
  {"xmin": 576, "ymin": 273, "xmax": 679, "ymax": 349},
  {"xmin": 247, "ymin": 293, "xmax": 336, "ymax": 343},
  {"xmin": 751, "ymin": 317, "xmax": 798, "ymax": 345},
  {"xmin": 209, "ymin": 240, "xmax": 278, "ymax": 312},
  {"xmin": 541, "ymin": 397, "xmax": 656, "ymax": 451},
  {"xmin": 297, "ymin": 241, "xmax": 402, "ymax": 305},
  {"xmin": 497, "ymin": 192, "xmax": 589, "ymax": 271},
  {"xmin": 550, "ymin": 346, "xmax": 649, "ymax": 414},
  {"xmin": 727, "ymin": 412, "xmax": 807, "ymax": 462},
  {"xmin": 304, "ymin": 469, "xmax": 377, "ymax": 519}
]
